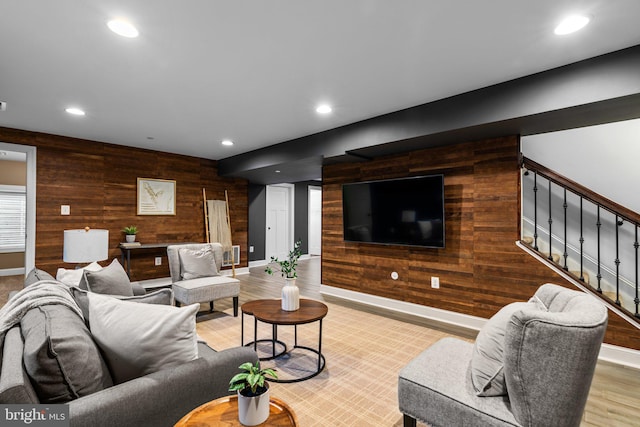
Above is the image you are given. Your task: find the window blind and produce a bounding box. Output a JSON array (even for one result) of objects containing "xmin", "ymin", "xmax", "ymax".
[{"xmin": 0, "ymin": 188, "xmax": 26, "ymax": 252}]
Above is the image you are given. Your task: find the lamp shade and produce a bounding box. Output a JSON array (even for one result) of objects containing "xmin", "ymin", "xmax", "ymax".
[{"xmin": 63, "ymin": 229, "xmax": 109, "ymax": 263}]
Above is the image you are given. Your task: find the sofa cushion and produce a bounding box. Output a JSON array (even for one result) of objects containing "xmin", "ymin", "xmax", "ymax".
[
  {"xmin": 24, "ymin": 268, "xmax": 55, "ymax": 287},
  {"xmin": 83, "ymin": 259, "xmax": 133, "ymax": 296},
  {"xmin": 69, "ymin": 286, "xmax": 173, "ymax": 327},
  {"xmin": 470, "ymin": 298, "xmax": 546, "ymax": 396},
  {"xmin": 87, "ymin": 292, "xmax": 199, "ymax": 384},
  {"xmin": 20, "ymin": 304, "xmax": 113, "ymax": 403},
  {"xmin": 178, "ymin": 246, "xmax": 219, "ymax": 280},
  {"xmin": 56, "ymin": 261, "xmax": 102, "ymax": 288}
]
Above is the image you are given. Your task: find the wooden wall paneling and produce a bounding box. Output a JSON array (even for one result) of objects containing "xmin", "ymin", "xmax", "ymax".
[
  {"xmin": 322, "ymin": 133, "xmax": 640, "ymax": 350},
  {"xmin": 0, "ymin": 126, "xmax": 249, "ymax": 281}
]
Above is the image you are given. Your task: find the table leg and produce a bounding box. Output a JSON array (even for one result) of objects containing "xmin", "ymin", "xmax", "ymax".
[
  {"xmin": 294, "ymin": 324, "xmax": 298, "ymax": 347},
  {"xmin": 318, "ymin": 319, "xmax": 323, "ymax": 372},
  {"xmin": 253, "ymin": 317, "xmax": 257, "ymax": 352},
  {"xmin": 241, "ymin": 312, "xmax": 244, "ymax": 346},
  {"xmin": 272, "ymin": 324, "xmax": 277, "ymax": 358},
  {"xmin": 126, "ymin": 249, "xmax": 131, "ymax": 277}
]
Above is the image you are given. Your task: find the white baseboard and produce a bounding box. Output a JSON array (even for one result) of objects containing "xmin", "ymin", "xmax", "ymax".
[
  {"xmin": 249, "ymin": 254, "xmax": 313, "ymax": 269},
  {"xmin": 320, "ymin": 284, "xmax": 640, "ymax": 369},
  {"xmin": 0, "ymin": 267, "xmax": 25, "ymax": 277}
]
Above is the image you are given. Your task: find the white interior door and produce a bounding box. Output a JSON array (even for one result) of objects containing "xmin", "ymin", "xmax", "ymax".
[
  {"xmin": 308, "ymin": 186, "xmax": 322, "ymax": 256},
  {"xmin": 265, "ymin": 184, "xmax": 293, "ymax": 261}
]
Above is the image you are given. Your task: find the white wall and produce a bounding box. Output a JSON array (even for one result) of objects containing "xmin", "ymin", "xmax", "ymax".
[{"xmin": 521, "ymin": 118, "xmax": 640, "ymax": 213}]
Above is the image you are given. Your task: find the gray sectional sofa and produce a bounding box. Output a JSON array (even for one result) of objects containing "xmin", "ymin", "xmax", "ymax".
[{"xmin": 0, "ymin": 269, "xmax": 258, "ymax": 427}]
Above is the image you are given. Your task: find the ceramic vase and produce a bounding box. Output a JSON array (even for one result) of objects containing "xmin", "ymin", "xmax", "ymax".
[
  {"xmin": 237, "ymin": 386, "xmax": 270, "ymax": 426},
  {"xmin": 125, "ymin": 234, "xmax": 136, "ymax": 243},
  {"xmin": 281, "ymin": 277, "xmax": 300, "ymax": 311}
]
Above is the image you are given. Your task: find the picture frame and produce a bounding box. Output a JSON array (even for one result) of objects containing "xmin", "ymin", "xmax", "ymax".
[{"xmin": 137, "ymin": 178, "xmax": 176, "ymax": 215}]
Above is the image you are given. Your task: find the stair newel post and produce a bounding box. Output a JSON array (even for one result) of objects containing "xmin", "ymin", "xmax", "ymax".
[
  {"xmin": 563, "ymin": 188, "xmax": 568, "ymax": 270},
  {"xmin": 548, "ymin": 180, "xmax": 553, "ymax": 261},
  {"xmin": 596, "ymin": 205, "xmax": 602, "ymax": 293},
  {"xmin": 579, "ymin": 197, "xmax": 585, "ymax": 281},
  {"xmin": 615, "ymin": 216, "xmax": 621, "ymax": 306},
  {"xmin": 635, "ymin": 223, "xmax": 639, "ymax": 318},
  {"xmin": 533, "ymin": 171, "xmax": 539, "ymax": 250}
]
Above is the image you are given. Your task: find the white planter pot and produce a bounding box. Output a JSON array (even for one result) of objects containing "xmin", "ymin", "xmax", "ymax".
[
  {"xmin": 125, "ymin": 234, "xmax": 136, "ymax": 243},
  {"xmin": 237, "ymin": 386, "xmax": 270, "ymax": 426},
  {"xmin": 282, "ymin": 278, "xmax": 300, "ymax": 311}
]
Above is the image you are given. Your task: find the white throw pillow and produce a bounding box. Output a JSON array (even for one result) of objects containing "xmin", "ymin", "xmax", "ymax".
[
  {"xmin": 87, "ymin": 292, "xmax": 199, "ymax": 384},
  {"xmin": 178, "ymin": 246, "xmax": 219, "ymax": 280},
  {"xmin": 470, "ymin": 298, "xmax": 546, "ymax": 396},
  {"xmin": 56, "ymin": 261, "xmax": 102, "ymax": 287}
]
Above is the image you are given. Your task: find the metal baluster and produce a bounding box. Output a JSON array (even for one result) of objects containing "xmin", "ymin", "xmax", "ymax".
[
  {"xmin": 579, "ymin": 197, "xmax": 584, "ymax": 281},
  {"xmin": 563, "ymin": 188, "xmax": 568, "ymax": 270},
  {"xmin": 548, "ymin": 180, "xmax": 553, "ymax": 261},
  {"xmin": 635, "ymin": 224, "xmax": 639, "ymax": 318},
  {"xmin": 615, "ymin": 216, "xmax": 621, "ymax": 306},
  {"xmin": 596, "ymin": 206, "xmax": 602, "ymax": 293},
  {"xmin": 533, "ymin": 172, "xmax": 538, "ymax": 250}
]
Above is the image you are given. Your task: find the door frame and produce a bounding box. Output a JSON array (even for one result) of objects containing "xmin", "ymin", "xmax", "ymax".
[
  {"xmin": 265, "ymin": 183, "xmax": 295, "ymax": 261},
  {"xmin": 0, "ymin": 142, "xmax": 36, "ymax": 276},
  {"xmin": 307, "ymin": 185, "xmax": 322, "ymax": 256}
]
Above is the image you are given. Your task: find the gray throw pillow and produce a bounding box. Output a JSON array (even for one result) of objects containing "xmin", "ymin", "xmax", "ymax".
[
  {"xmin": 87, "ymin": 292, "xmax": 199, "ymax": 384},
  {"xmin": 178, "ymin": 246, "xmax": 218, "ymax": 280},
  {"xmin": 470, "ymin": 298, "xmax": 547, "ymax": 396},
  {"xmin": 24, "ymin": 268, "xmax": 55, "ymax": 287},
  {"xmin": 69, "ymin": 286, "xmax": 173, "ymax": 327},
  {"xmin": 20, "ymin": 305, "xmax": 113, "ymax": 403},
  {"xmin": 84, "ymin": 258, "xmax": 134, "ymax": 296}
]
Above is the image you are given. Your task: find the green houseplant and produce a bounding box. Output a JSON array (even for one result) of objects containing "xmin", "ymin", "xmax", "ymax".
[
  {"xmin": 229, "ymin": 362, "xmax": 277, "ymax": 426},
  {"xmin": 265, "ymin": 241, "xmax": 302, "ymax": 311},
  {"xmin": 122, "ymin": 225, "xmax": 138, "ymax": 243},
  {"xmin": 265, "ymin": 240, "xmax": 302, "ymax": 279}
]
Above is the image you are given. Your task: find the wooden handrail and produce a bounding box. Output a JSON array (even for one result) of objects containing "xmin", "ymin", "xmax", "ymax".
[{"xmin": 522, "ymin": 157, "xmax": 640, "ymax": 226}]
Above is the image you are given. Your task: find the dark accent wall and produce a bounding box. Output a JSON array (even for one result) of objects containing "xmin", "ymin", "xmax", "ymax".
[
  {"xmin": 322, "ymin": 135, "xmax": 640, "ymax": 350},
  {"xmin": 0, "ymin": 126, "xmax": 248, "ymax": 281},
  {"xmin": 248, "ymin": 184, "xmax": 266, "ymax": 261}
]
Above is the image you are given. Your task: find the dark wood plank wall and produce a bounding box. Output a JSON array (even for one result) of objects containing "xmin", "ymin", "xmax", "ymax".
[
  {"xmin": 322, "ymin": 135, "xmax": 640, "ymax": 350},
  {"xmin": 0, "ymin": 127, "xmax": 247, "ymax": 281}
]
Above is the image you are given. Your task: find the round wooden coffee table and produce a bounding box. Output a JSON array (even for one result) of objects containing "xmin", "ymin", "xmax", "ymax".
[
  {"xmin": 174, "ymin": 395, "xmax": 298, "ymax": 426},
  {"xmin": 248, "ymin": 298, "xmax": 328, "ymax": 383}
]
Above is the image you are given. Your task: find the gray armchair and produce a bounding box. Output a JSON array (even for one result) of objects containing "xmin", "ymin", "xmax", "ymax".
[
  {"xmin": 167, "ymin": 243, "xmax": 240, "ymax": 316},
  {"xmin": 398, "ymin": 283, "xmax": 608, "ymax": 427}
]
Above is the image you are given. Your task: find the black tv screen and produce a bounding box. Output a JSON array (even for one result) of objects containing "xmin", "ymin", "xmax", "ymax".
[{"xmin": 342, "ymin": 175, "xmax": 445, "ymax": 248}]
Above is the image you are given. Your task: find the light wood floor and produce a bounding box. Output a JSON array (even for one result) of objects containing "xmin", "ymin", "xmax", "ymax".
[{"xmin": 194, "ymin": 257, "xmax": 640, "ymax": 427}]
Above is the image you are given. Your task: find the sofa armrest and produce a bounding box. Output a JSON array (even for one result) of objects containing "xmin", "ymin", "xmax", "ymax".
[{"xmin": 68, "ymin": 346, "xmax": 258, "ymax": 427}]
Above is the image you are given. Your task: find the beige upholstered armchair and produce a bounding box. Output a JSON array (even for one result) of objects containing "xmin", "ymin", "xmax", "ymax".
[
  {"xmin": 167, "ymin": 243, "xmax": 240, "ymax": 316},
  {"xmin": 398, "ymin": 283, "xmax": 608, "ymax": 427}
]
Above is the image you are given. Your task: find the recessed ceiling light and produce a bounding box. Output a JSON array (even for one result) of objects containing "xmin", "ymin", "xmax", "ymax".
[
  {"xmin": 275, "ymin": 170, "xmax": 281, "ymax": 173},
  {"xmin": 107, "ymin": 19, "xmax": 139, "ymax": 38},
  {"xmin": 554, "ymin": 15, "xmax": 590, "ymax": 35},
  {"xmin": 65, "ymin": 107, "xmax": 86, "ymax": 116},
  {"xmin": 316, "ymin": 104, "xmax": 332, "ymax": 114},
  {"xmin": 221, "ymin": 139, "xmax": 234, "ymax": 146}
]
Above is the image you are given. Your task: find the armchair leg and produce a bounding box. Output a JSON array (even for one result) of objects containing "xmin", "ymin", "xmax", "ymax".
[
  {"xmin": 209, "ymin": 301, "xmax": 214, "ymax": 312},
  {"xmin": 403, "ymin": 414, "xmax": 417, "ymax": 427},
  {"xmin": 233, "ymin": 297, "xmax": 239, "ymax": 317}
]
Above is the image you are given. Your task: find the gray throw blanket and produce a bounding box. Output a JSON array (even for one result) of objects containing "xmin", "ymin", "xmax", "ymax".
[{"xmin": 0, "ymin": 281, "xmax": 83, "ymax": 352}]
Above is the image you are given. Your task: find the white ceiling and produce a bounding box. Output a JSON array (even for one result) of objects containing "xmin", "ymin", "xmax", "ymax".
[{"xmin": 1, "ymin": 1, "xmax": 640, "ymax": 161}]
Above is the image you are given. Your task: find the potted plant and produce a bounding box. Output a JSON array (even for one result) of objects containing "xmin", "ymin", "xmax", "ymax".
[
  {"xmin": 122, "ymin": 225, "xmax": 138, "ymax": 243},
  {"xmin": 229, "ymin": 361, "xmax": 278, "ymax": 426},
  {"xmin": 265, "ymin": 240, "xmax": 302, "ymax": 311}
]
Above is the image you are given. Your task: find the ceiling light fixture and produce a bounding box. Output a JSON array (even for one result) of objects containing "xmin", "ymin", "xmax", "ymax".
[
  {"xmin": 65, "ymin": 107, "xmax": 86, "ymax": 116},
  {"xmin": 275, "ymin": 170, "xmax": 281, "ymax": 173},
  {"xmin": 554, "ymin": 15, "xmax": 590, "ymax": 35},
  {"xmin": 316, "ymin": 104, "xmax": 332, "ymax": 114},
  {"xmin": 107, "ymin": 19, "xmax": 139, "ymax": 38},
  {"xmin": 221, "ymin": 139, "xmax": 234, "ymax": 146}
]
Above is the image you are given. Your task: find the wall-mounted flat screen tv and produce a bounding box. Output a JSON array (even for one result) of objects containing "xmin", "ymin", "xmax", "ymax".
[{"xmin": 342, "ymin": 174, "xmax": 445, "ymax": 248}]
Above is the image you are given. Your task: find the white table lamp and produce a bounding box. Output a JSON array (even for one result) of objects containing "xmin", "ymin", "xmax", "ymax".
[{"xmin": 63, "ymin": 227, "xmax": 109, "ymax": 263}]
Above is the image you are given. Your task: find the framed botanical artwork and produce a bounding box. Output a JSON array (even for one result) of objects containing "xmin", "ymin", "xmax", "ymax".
[{"xmin": 137, "ymin": 178, "xmax": 176, "ymax": 215}]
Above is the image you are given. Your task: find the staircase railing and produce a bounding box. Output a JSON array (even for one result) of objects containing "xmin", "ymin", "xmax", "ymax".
[{"xmin": 521, "ymin": 157, "xmax": 640, "ymax": 324}]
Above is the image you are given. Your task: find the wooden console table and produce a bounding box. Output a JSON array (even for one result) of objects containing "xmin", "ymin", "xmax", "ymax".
[{"xmin": 119, "ymin": 242, "xmax": 196, "ymax": 278}]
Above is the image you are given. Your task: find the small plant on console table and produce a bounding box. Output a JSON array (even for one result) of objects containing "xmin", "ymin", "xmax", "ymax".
[
  {"xmin": 229, "ymin": 361, "xmax": 278, "ymax": 426},
  {"xmin": 265, "ymin": 240, "xmax": 302, "ymax": 311},
  {"xmin": 122, "ymin": 225, "xmax": 138, "ymax": 243}
]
